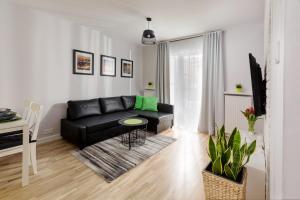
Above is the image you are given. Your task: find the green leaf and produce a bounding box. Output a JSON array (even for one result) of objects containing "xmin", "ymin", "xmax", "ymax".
[
  {"xmin": 216, "ymin": 126, "xmax": 220, "ymax": 139},
  {"xmin": 228, "ymin": 127, "xmax": 237, "ymax": 149},
  {"xmin": 206, "ymin": 148, "xmax": 211, "ymax": 159},
  {"xmin": 212, "ymin": 156, "xmax": 223, "ymax": 175},
  {"xmin": 220, "ymin": 125, "xmax": 225, "ymax": 138},
  {"xmin": 240, "ymin": 143, "xmax": 247, "ymax": 163},
  {"xmin": 232, "ymin": 150, "xmax": 241, "ymax": 178},
  {"xmin": 216, "ymin": 138, "xmax": 223, "ymax": 156},
  {"xmin": 247, "ymin": 140, "xmax": 256, "ymax": 155},
  {"xmin": 220, "ymin": 126, "xmax": 227, "ymax": 150},
  {"xmin": 221, "ymin": 137, "xmax": 227, "ymax": 153},
  {"xmin": 243, "ymin": 155, "xmax": 251, "ymax": 166},
  {"xmin": 208, "ymin": 136, "xmax": 217, "ymax": 162},
  {"xmin": 249, "ymin": 114, "xmax": 257, "ymax": 121},
  {"xmin": 224, "ymin": 164, "xmax": 236, "ymax": 181},
  {"xmin": 232, "ymin": 129, "xmax": 241, "ymax": 152},
  {"xmin": 222, "ymin": 148, "xmax": 231, "ymax": 165}
]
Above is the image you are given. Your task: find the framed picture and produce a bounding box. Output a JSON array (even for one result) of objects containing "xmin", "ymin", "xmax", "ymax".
[
  {"xmin": 121, "ymin": 59, "xmax": 133, "ymax": 78},
  {"xmin": 73, "ymin": 49, "xmax": 94, "ymax": 75},
  {"xmin": 100, "ymin": 55, "xmax": 116, "ymax": 77}
]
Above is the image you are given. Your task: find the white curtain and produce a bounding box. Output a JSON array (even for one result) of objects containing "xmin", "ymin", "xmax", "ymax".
[
  {"xmin": 169, "ymin": 37, "xmax": 203, "ymax": 132},
  {"xmin": 198, "ymin": 31, "xmax": 225, "ymax": 135}
]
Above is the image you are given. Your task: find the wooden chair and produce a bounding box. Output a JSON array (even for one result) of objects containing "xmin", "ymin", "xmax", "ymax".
[
  {"xmin": 27, "ymin": 102, "xmax": 43, "ymax": 174},
  {"xmin": 0, "ymin": 102, "xmax": 43, "ymax": 175},
  {"xmin": 22, "ymin": 100, "xmax": 33, "ymax": 123}
]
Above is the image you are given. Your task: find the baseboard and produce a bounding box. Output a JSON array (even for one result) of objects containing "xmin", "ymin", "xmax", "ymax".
[{"xmin": 37, "ymin": 133, "xmax": 62, "ymax": 145}]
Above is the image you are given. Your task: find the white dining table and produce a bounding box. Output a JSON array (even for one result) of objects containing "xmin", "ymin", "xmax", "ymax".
[{"xmin": 0, "ymin": 119, "xmax": 30, "ymax": 186}]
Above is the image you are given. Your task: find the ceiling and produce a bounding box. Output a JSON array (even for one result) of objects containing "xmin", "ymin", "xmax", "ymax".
[{"xmin": 12, "ymin": 0, "xmax": 265, "ymax": 43}]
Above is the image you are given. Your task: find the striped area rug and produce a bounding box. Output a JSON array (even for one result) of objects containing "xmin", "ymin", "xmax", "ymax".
[{"xmin": 72, "ymin": 133, "xmax": 176, "ymax": 182}]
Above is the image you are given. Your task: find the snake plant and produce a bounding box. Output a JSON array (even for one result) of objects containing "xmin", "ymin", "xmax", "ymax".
[{"xmin": 207, "ymin": 126, "xmax": 256, "ymax": 181}]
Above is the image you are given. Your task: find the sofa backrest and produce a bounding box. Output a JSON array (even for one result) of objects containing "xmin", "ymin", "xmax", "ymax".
[
  {"xmin": 67, "ymin": 99, "xmax": 101, "ymax": 120},
  {"xmin": 121, "ymin": 96, "xmax": 136, "ymax": 110},
  {"xmin": 99, "ymin": 97, "xmax": 125, "ymax": 114},
  {"xmin": 66, "ymin": 96, "xmax": 137, "ymax": 120}
]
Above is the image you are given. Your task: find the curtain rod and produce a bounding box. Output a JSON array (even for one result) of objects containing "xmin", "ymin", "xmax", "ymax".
[{"xmin": 159, "ymin": 30, "xmax": 224, "ymax": 43}]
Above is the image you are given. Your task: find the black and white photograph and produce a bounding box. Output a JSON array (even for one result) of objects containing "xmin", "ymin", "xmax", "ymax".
[
  {"xmin": 121, "ymin": 59, "xmax": 133, "ymax": 78},
  {"xmin": 100, "ymin": 55, "xmax": 116, "ymax": 77}
]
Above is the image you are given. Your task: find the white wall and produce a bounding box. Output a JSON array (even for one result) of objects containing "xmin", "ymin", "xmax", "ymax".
[
  {"xmin": 267, "ymin": 0, "xmax": 300, "ymax": 199},
  {"xmin": 282, "ymin": 0, "xmax": 300, "ymax": 198},
  {"xmin": 0, "ymin": 2, "xmax": 143, "ymax": 139},
  {"xmin": 224, "ymin": 21, "xmax": 264, "ymax": 92},
  {"xmin": 142, "ymin": 46, "xmax": 157, "ymax": 89},
  {"xmin": 267, "ymin": 0, "xmax": 285, "ymax": 199}
]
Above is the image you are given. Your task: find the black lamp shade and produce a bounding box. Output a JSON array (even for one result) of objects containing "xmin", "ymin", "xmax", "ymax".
[{"xmin": 142, "ymin": 29, "xmax": 156, "ymax": 45}]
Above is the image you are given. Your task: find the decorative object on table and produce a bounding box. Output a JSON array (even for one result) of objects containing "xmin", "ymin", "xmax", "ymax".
[
  {"xmin": 235, "ymin": 83, "xmax": 243, "ymax": 93},
  {"xmin": 119, "ymin": 117, "xmax": 148, "ymax": 150},
  {"xmin": 120, "ymin": 59, "xmax": 133, "ymax": 78},
  {"xmin": 100, "ymin": 55, "xmax": 116, "ymax": 77},
  {"xmin": 0, "ymin": 109, "xmax": 21, "ymax": 123},
  {"xmin": 202, "ymin": 126, "xmax": 256, "ymax": 200},
  {"xmin": 141, "ymin": 17, "xmax": 156, "ymax": 45},
  {"xmin": 241, "ymin": 106, "xmax": 258, "ymax": 135},
  {"xmin": 0, "ymin": 108, "xmax": 10, "ymax": 112},
  {"xmin": 146, "ymin": 81, "xmax": 155, "ymax": 90},
  {"xmin": 72, "ymin": 134, "xmax": 176, "ymax": 182},
  {"xmin": 73, "ymin": 49, "xmax": 94, "ymax": 75}
]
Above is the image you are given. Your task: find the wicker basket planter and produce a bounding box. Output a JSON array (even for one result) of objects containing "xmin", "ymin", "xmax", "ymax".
[{"xmin": 202, "ymin": 163, "xmax": 247, "ymax": 200}]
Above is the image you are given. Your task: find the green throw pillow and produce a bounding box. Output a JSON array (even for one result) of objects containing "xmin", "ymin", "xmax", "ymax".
[
  {"xmin": 134, "ymin": 96, "xmax": 144, "ymax": 110},
  {"xmin": 142, "ymin": 96, "xmax": 158, "ymax": 112}
]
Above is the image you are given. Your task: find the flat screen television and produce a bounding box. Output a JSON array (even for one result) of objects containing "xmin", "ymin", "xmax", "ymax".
[{"xmin": 249, "ymin": 53, "xmax": 266, "ymax": 116}]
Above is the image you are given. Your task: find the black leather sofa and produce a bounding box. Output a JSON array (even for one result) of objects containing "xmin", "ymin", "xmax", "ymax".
[{"xmin": 61, "ymin": 96, "xmax": 174, "ymax": 149}]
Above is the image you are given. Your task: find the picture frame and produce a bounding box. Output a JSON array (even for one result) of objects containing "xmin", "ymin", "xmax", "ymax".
[
  {"xmin": 73, "ymin": 49, "xmax": 94, "ymax": 75},
  {"xmin": 121, "ymin": 59, "xmax": 133, "ymax": 78},
  {"xmin": 100, "ymin": 55, "xmax": 116, "ymax": 77}
]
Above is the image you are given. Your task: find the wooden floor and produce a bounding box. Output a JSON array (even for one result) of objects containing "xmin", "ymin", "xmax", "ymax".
[{"xmin": 0, "ymin": 129, "xmax": 209, "ymax": 200}]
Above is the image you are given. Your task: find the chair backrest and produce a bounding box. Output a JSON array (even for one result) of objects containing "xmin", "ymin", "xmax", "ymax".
[
  {"xmin": 27, "ymin": 102, "xmax": 43, "ymax": 141},
  {"xmin": 22, "ymin": 100, "xmax": 33, "ymax": 122}
]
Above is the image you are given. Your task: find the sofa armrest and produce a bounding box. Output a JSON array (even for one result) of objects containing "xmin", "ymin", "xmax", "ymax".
[
  {"xmin": 61, "ymin": 119, "xmax": 87, "ymax": 149},
  {"xmin": 157, "ymin": 103, "xmax": 174, "ymax": 114}
]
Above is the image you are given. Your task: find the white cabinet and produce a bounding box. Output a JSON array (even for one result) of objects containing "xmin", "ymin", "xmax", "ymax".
[
  {"xmin": 143, "ymin": 89, "xmax": 155, "ymax": 97},
  {"xmin": 224, "ymin": 92, "xmax": 252, "ymax": 134}
]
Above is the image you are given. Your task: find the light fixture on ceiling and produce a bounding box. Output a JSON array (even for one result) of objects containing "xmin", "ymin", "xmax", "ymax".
[{"xmin": 142, "ymin": 17, "xmax": 156, "ymax": 45}]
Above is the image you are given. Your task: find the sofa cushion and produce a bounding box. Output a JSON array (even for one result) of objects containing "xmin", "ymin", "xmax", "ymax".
[
  {"xmin": 74, "ymin": 111, "xmax": 138, "ymax": 133},
  {"xmin": 68, "ymin": 99, "xmax": 101, "ymax": 120},
  {"xmin": 134, "ymin": 96, "xmax": 144, "ymax": 110},
  {"xmin": 121, "ymin": 96, "xmax": 136, "ymax": 110},
  {"xmin": 130, "ymin": 110, "xmax": 173, "ymax": 124},
  {"xmin": 141, "ymin": 96, "xmax": 158, "ymax": 111},
  {"xmin": 99, "ymin": 97, "xmax": 125, "ymax": 113}
]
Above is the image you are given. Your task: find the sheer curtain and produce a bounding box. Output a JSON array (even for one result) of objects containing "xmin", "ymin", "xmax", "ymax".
[{"xmin": 169, "ymin": 37, "xmax": 203, "ymax": 132}]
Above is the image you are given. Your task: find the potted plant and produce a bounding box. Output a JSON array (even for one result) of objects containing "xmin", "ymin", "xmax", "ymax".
[
  {"xmin": 146, "ymin": 82, "xmax": 155, "ymax": 90},
  {"xmin": 235, "ymin": 84, "xmax": 243, "ymax": 93},
  {"xmin": 202, "ymin": 126, "xmax": 256, "ymax": 200},
  {"xmin": 241, "ymin": 106, "xmax": 258, "ymax": 135}
]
